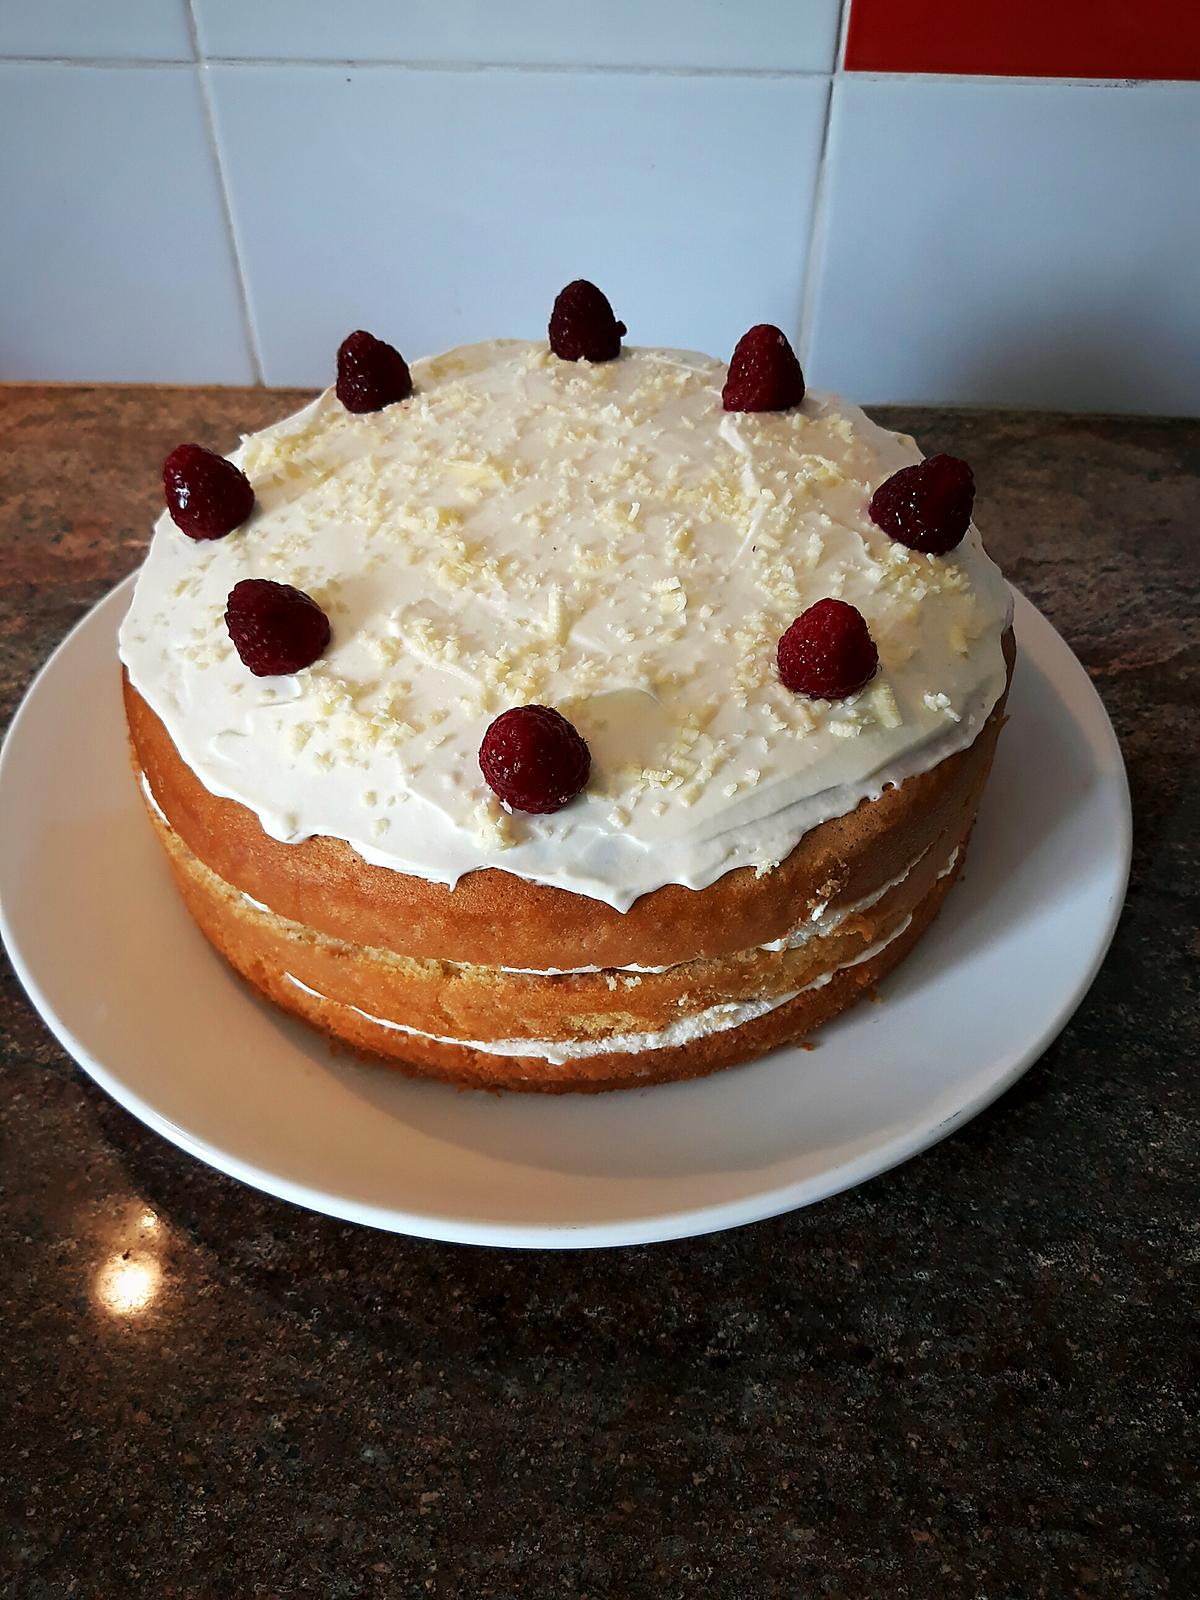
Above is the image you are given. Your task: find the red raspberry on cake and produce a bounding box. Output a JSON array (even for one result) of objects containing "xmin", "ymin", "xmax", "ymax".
[
  {"xmin": 225, "ymin": 578, "xmax": 331, "ymax": 677},
  {"xmin": 479, "ymin": 705, "xmax": 591, "ymax": 814},
  {"xmin": 778, "ymin": 599, "xmax": 878, "ymax": 700},
  {"xmin": 869, "ymin": 454, "xmax": 975, "ymax": 555},
  {"xmin": 163, "ymin": 443, "xmax": 254, "ymax": 541},
  {"xmin": 336, "ymin": 330, "xmax": 413, "ymax": 413},
  {"xmin": 722, "ymin": 324, "xmax": 805, "ymax": 413},
  {"xmin": 548, "ymin": 280, "xmax": 626, "ymax": 363}
]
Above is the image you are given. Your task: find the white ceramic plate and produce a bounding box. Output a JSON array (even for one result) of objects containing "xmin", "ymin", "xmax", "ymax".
[{"xmin": 0, "ymin": 579, "xmax": 1129, "ymax": 1248}]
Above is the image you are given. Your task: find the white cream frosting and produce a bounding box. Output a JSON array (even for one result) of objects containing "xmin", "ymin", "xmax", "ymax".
[
  {"xmin": 282, "ymin": 909, "xmax": 914, "ymax": 1067},
  {"xmin": 119, "ymin": 340, "xmax": 1011, "ymax": 912}
]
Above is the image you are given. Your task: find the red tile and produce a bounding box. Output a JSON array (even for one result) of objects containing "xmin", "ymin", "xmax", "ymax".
[{"xmin": 844, "ymin": 0, "xmax": 1200, "ymax": 81}]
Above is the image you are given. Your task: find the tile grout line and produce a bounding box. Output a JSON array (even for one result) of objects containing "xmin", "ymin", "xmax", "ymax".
[
  {"xmin": 198, "ymin": 57, "xmax": 826, "ymax": 80},
  {"xmin": 794, "ymin": 76, "xmax": 833, "ymax": 361},
  {"xmin": 0, "ymin": 56, "xmax": 1171, "ymax": 88},
  {"xmin": 0, "ymin": 56, "xmax": 193, "ymax": 67},
  {"xmin": 184, "ymin": 2, "xmax": 264, "ymax": 385},
  {"xmin": 796, "ymin": 1, "xmax": 853, "ymax": 369},
  {"xmin": 0, "ymin": 54, "xmax": 825, "ymax": 78}
]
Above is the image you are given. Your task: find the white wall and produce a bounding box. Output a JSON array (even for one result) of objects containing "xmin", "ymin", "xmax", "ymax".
[{"xmin": 1, "ymin": 1, "xmax": 1197, "ymax": 412}]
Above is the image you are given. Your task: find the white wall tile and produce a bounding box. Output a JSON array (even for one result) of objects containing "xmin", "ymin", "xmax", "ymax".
[
  {"xmin": 807, "ymin": 78, "xmax": 1200, "ymax": 415},
  {"xmin": 0, "ymin": 0, "xmax": 193, "ymax": 60},
  {"xmin": 0, "ymin": 64, "xmax": 253, "ymax": 382},
  {"xmin": 195, "ymin": 0, "xmax": 839, "ymax": 72},
  {"xmin": 208, "ymin": 65, "xmax": 827, "ymax": 387}
]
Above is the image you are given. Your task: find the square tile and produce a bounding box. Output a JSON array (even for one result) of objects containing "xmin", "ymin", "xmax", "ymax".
[
  {"xmin": 0, "ymin": 0, "xmax": 193, "ymax": 60},
  {"xmin": 0, "ymin": 64, "xmax": 253, "ymax": 382},
  {"xmin": 195, "ymin": 0, "xmax": 840, "ymax": 72},
  {"xmin": 807, "ymin": 79, "xmax": 1200, "ymax": 414},
  {"xmin": 208, "ymin": 64, "xmax": 828, "ymax": 386}
]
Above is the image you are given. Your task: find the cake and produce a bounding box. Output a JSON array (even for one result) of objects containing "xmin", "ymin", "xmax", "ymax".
[{"xmin": 119, "ymin": 288, "xmax": 1014, "ymax": 1092}]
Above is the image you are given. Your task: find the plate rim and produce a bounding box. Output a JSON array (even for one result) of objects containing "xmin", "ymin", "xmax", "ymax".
[{"xmin": 0, "ymin": 577, "xmax": 1132, "ymax": 1248}]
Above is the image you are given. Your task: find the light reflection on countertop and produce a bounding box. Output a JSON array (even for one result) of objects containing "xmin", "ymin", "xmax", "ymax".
[
  {"xmin": 91, "ymin": 1206, "xmax": 164, "ymax": 1318},
  {"xmin": 95, "ymin": 1253, "xmax": 161, "ymax": 1315}
]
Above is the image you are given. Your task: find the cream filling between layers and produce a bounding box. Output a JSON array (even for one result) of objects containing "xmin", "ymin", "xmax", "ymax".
[
  {"xmin": 496, "ymin": 842, "xmax": 936, "ymax": 974},
  {"xmin": 119, "ymin": 340, "xmax": 1012, "ymax": 912},
  {"xmin": 282, "ymin": 911, "xmax": 915, "ymax": 1068},
  {"xmin": 278, "ymin": 848, "xmax": 961, "ymax": 1063},
  {"xmin": 141, "ymin": 758, "xmax": 954, "ymax": 1065},
  {"xmin": 138, "ymin": 770, "xmax": 169, "ymax": 826},
  {"xmin": 139, "ymin": 765, "xmax": 956, "ymax": 1005}
]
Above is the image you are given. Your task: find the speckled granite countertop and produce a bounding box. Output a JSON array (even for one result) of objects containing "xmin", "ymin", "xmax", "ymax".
[{"xmin": 1, "ymin": 387, "xmax": 1195, "ymax": 1598}]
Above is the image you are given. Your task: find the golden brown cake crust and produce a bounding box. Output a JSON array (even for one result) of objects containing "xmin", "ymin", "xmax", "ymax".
[
  {"xmin": 123, "ymin": 630, "xmax": 1012, "ymax": 973},
  {"xmin": 123, "ymin": 634, "xmax": 1010, "ymax": 1093},
  {"xmin": 148, "ymin": 797, "xmax": 967, "ymax": 1043},
  {"xmin": 165, "ymin": 826, "xmax": 966, "ymax": 1094}
]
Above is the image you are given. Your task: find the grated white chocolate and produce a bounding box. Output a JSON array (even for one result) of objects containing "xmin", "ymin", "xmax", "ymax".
[{"xmin": 119, "ymin": 341, "xmax": 1011, "ymax": 911}]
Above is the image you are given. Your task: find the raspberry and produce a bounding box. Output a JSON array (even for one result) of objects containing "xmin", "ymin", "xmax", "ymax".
[
  {"xmin": 479, "ymin": 705, "xmax": 591, "ymax": 814},
  {"xmin": 163, "ymin": 443, "xmax": 254, "ymax": 540},
  {"xmin": 225, "ymin": 578, "xmax": 331, "ymax": 676},
  {"xmin": 722, "ymin": 324, "xmax": 805, "ymax": 412},
  {"xmin": 548, "ymin": 280, "xmax": 626, "ymax": 363},
  {"xmin": 777, "ymin": 599, "xmax": 878, "ymax": 700},
  {"xmin": 869, "ymin": 454, "xmax": 975, "ymax": 555},
  {"xmin": 336, "ymin": 329, "xmax": 413, "ymax": 413}
]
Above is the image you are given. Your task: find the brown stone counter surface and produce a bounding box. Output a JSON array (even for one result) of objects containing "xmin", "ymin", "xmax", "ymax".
[{"xmin": 1, "ymin": 386, "xmax": 1195, "ymax": 1597}]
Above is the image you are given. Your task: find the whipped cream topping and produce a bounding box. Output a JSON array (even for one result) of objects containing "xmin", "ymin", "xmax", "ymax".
[
  {"xmin": 120, "ymin": 340, "xmax": 1011, "ymax": 911},
  {"xmin": 282, "ymin": 908, "xmax": 915, "ymax": 1066}
]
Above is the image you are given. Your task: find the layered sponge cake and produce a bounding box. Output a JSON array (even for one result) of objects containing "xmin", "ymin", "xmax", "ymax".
[{"xmin": 119, "ymin": 292, "xmax": 1013, "ymax": 1092}]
